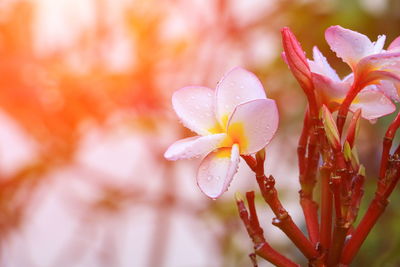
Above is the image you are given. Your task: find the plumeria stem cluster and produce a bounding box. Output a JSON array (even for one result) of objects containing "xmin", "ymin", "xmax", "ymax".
[{"xmin": 165, "ymin": 25, "xmax": 400, "ymax": 266}]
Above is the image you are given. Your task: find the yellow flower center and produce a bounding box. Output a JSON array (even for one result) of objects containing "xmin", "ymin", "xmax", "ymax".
[{"xmin": 207, "ymin": 115, "xmax": 248, "ymax": 154}]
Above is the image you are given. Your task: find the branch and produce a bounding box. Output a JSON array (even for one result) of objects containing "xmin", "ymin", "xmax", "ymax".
[{"xmin": 235, "ymin": 192, "xmax": 299, "ymax": 267}]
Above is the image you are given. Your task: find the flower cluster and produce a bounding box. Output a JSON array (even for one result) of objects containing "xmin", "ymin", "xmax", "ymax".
[
  {"xmin": 164, "ymin": 25, "xmax": 400, "ymax": 266},
  {"xmin": 283, "ymin": 25, "xmax": 400, "ymax": 123}
]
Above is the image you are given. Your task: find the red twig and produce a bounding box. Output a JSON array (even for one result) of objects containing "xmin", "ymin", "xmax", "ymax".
[
  {"xmin": 319, "ymin": 166, "xmax": 333, "ymax": 255},
  {"xmin": 327, "ymin": 150, "xmax": 350, "ymax": 265},
  {"xmin": 378, "ymin": 111, "xmax": 400, "ymax": 193},
  {"xmin": 340, "ymin": 159, "xmax": 400, "ymax": 265},
  {"xmin": 298, "ymin": 110, "xmax": 320, "ymax": 244},
  {"xmin": 340, "ymin": 195, "xmax": 388, "ymax": 265},
  {"xmin": 336, "ymin": 82, "xmax": 359, "ymax": 136},
  {"xmin": 347, "ymin": 174, "xmax": 365, "ymax": 224},
  {"xmin": 235, "ymin": 192, "xmax": 299, "ymax": 267},
  {"xmin": 256, "ymin": 174, "xmax": 318, "ymax": 260},
  {"xmin": 298, "ymin": 109, "xmax": 310, "ymax": 177}
]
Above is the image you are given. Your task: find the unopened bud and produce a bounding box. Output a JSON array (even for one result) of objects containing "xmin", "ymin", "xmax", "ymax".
[
  {"xmin": 321, "ymin": 105, "xmax": 341, "ymax": 150},
  {"xmin": 346, "ymin": 109, "xmax": 361, "ymax": 148},
  {"xmin": 281, "ymin": 27, "xmax": 313, "ymax": 92},
  {"xmin": 343, "ymin": 141, "xmax": 352, "ymax": 162},
  {"xmin": 358, "ymin": 165, "xmax": 366, "ymax": 176}
]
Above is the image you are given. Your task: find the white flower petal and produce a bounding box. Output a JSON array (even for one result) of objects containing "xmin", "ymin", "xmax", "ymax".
[
  {"xmin": 197, "ymin": 144, "xmax": 240, "ymax": 199},
  {"xmin": 312, "ymin": 73, "xmax": 349, "ymax": 110},
  {"xmin": 309, "ymin": 46, "xmax": 340, "ymax": 82},
  {"xmin": 172, "ymin": 86, "xmax": 219, "ymax": 136},
  {"xmin": 215, "ymin": 67, "xmax": 266, "ymax": 127},
  {"xmin": 350, "ymin": 89, "xmax": 395, "ymax": 120},
  {"xmin": 325, "ymin": 25, "xmax": 374, "ymax": 70},
  {"xmin": 164, "ymin": 134, "xmax": 227, "ymax": 160},
  {"xmin": 372, "ymin": 35, "xmax": 386, "ymax": 54},
  {"xmin": 388, "ymin": 36, "xmax": 400, "ymax": 51},
  {"xmin": 227, "ymin": 99, "xmax": 279, "ymax": 154},
  {"xmin": 376, "ymin": 81, "xmax": 400, "ymax": 102}
]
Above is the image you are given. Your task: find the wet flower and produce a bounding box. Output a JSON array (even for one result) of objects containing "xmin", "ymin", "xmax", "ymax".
[
  {"xmin": 309, "ymin": 46, "xmax": 395, "ymax": 120},
  {"xmin": 164, "ymin": 67, "xmax": 279, "ymax": 198},
  {"xmin": 325, "ymin": 26, "xmax": 400, "ymax": 99}
]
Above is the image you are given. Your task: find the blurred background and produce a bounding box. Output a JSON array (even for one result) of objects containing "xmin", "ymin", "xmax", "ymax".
[{"xmin": 0, "ymin": 0, "xmax": 400, "ymax": 266}]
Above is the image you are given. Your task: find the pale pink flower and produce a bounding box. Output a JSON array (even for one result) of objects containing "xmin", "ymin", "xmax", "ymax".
[
  {"xmin": 325, "ymin": 26, "xmax": 400, "ymax": 100},
  {"xmin": 164, "ymin": 67, "xmax": 279, "ymax": 199},
  {"xmin": 309, "ymin": 46, "xmax": 396, "ymax": 120}
]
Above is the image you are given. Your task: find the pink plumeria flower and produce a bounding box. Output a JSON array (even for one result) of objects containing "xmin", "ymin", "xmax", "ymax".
[
  {"xmin": 325, "ymin": 25, "xmax": 400, "ymax": 96},
  {"xmin": 164, "ymin": 67, "xmax": 279, "ymax": 199},
  {"xmin": 309, "ymin": 46, "xmax": 396, "ymax": 121}
]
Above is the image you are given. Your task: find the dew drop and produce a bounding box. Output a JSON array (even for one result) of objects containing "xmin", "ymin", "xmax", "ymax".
[
  {"xmin": 207, "ymin": 92, "xmax": 212, "ymax": 97},
  {"xmin": 272, "ymin": 218, "xmax": 281, "ymax": 225},
  {"xmin": 207, "ymin": 175, "xmax": 212, "ymax": 181},
  {"xmin": 190, "ymin": 96, "xmax": 195, "ymax": 100},
  {"xmin": 235, "ymin": 95, "xmax": 241, "ymax": 100}
]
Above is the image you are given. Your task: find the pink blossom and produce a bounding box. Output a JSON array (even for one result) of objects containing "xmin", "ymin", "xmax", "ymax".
[
  {"xmin": 164, "ymin": 67, "xmax": 279, "ymax": 199},
  {"xmin": 309, "ymin": 46, "xmax": 395, "ymax": 120},
  {"xmin": 325, "ymin": 26, "xmax": 400, "ymax": 99}
]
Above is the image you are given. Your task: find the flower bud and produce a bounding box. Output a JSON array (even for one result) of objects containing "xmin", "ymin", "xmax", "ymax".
[
  {"xmin": 321, "ymin": 105, "xmax": 341, "ymax": 150},
  {"xmin": 358, "ymin": 164, "xmax": 365, "ymax": 176},
  {"xmin": 346, "ymin": 109, "xmax": 361, "ymax": 148},
  {"xmin": 281, "ymin": 27, "xmax": 313, "ymax": 92}
]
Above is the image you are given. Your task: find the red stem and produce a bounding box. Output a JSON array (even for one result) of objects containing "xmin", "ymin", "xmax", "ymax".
[
  {"xmin": 347, "ymin": 174, "xmax": 365, "ymax": 224},
  {"xmin": 256, "ymin": 174, "xmax": 319, "ymax": 260},
  {"xmin": 340, "ymin": 195, "xmax": 388, "ymax": 265},
  {"xmin": 298, "ymin": 110, "xmax": 320, "ymax": 244},
  {"xmin": 379, "ymin": 111, "xmax": 400, "ymax": 191},
  {"xmin": 328, "ymin": 167, "xmax": 351, "ymax": 265},
  {"xmin": 337, "ymin": 82, "xmax": 359, "ymax": 136},
  {"xmin": 298, "ymin": 109, "xmax": 310, "ymax": 177},
  {"xmin": 319, "ymin": 166, "xmax": 333, "ymax": 254},
  {"xmin": 330, "ymin": 175, "xmax": 342, "ymax": 222},
  {"xmin": 300, "ymin": 198, "xmax": 319, "ymax": 245},
  {"xmin": 341, "ymin": 160, "xmax": 400, "ymax": 264},
  {"xmin": 256, "ymin": 243, "xmax": 300, "ymax": 267},
  {"xmin": 236, "ymin": 192, "xmax": 299, "ymax": 267},
  {"xmin": 242, "ymin": 155, "xmax": 257, "ymax": 173}
]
